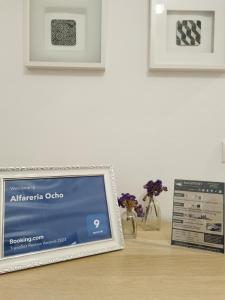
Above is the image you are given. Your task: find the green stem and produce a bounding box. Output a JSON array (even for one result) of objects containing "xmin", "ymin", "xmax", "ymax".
[
  {"xmin": 153, "ymin": 199, "xmax": 158, "ymax": 217},
  {"xmin": 127, "ymin": 209, "xmax": 136, "ymax": 234},
  {"xmin": 145, "ymin": 197, "xmax": 158, "ymax": 221}
]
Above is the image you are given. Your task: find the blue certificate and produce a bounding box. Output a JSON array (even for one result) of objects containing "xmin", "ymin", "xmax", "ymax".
[{"xmin": 4, "ymin": 176, "xmax": 112, "ymax": 257}]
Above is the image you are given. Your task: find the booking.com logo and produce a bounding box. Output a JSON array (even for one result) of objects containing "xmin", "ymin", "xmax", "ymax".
[{"xmin": 9, "ymin": 235, "xmax": 44, "ymax": 245}]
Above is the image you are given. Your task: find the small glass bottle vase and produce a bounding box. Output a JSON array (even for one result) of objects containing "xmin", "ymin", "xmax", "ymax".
[
  {"xmin": 143, "ymin": 197, "xmax": 161, "ymax": 231},
  {"xmin": 121, "ymin": 208, "xmax": 137, "ymax": 239}
]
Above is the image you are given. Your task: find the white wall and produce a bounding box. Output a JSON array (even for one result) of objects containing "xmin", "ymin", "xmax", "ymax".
[{"xmin": 1, "ymin": 0, "xmax": 225, "ymax": 220}]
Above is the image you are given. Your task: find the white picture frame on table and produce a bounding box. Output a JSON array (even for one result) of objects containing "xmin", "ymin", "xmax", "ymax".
[
  {"xmin": 24, "ymin": 0, "xmax": 106, "ymax": 70},
  {"xmin": 149, "ymin": 0, "xmax": 225, "ymax": 70},
  {"xmin": 0, "ymin": 166, "xmax": 124, "ymax": 274}
]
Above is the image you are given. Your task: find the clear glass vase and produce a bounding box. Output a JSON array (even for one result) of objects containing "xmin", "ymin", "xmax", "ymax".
[
  {"xmin": 143, "ymin": 197, "xmax": 161, "ymax": 231},
  {"xmin": 121, "ymin": 208, "xmax": 137, "ymax": 239}
]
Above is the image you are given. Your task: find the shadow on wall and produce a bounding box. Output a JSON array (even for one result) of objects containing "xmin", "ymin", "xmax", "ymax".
[
  {"xmin": 24, "ymin": 67, "xmax": 105, "ymax": 78},
  {"xmin": 146, "ymin": 69, "xmax": 225, "ymax": 79}
]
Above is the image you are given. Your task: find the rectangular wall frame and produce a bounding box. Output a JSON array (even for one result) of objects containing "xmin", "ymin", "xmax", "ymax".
[
  {"xmin": 24, "ymin": 0, "xmax": 106, "ymax": 70},
  {"xmin": 149, "ymin": 0, "xmax": 225, "ymax": 70},
  {"xmin": 0, "ymin": 166, "xmax": 124, "ymax": 274}
]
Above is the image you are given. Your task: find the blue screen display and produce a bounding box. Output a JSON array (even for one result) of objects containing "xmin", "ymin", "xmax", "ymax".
[{"xmin": 4, "ymin": 176, "xmax": 112, "ymax": 257}]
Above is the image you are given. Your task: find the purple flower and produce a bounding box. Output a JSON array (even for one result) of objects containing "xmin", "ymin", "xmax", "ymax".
[
  {"xmin": 134, "ymin": 204, "xmax": 145, "ymax": 218},
  {"xmin": 143, "ymin": 180, "xmax": 168, "ymax": 198},
  {"xmin": 118, "ymin": 193, "xmax": 137, "ymax": 209},
  {"xmin": 118, "ymin": 193, "xmax": 144, "ymax": 215}
]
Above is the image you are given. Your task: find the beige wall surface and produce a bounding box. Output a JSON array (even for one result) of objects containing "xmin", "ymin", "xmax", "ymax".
[{"xmin": 1, "ymin": 0, "xmax": 225, "ymax": 220}]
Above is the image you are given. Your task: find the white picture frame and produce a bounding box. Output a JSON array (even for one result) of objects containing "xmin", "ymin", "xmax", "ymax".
[
  {"xmin": 149, "ymin": 0, "xmax": 225, "ymax": 70},
  {"xmin": 24, "ymin": 0, "xmax": 106, "ymax": 70},
  {"xmin": 0, "ymin": 166, "xmax": 124, "ymax": 274}
]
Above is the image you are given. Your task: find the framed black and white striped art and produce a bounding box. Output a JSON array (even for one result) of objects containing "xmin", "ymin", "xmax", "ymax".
[{"xmin": 149, "ymin": 0, "xmax": 225, "ymax": 70}]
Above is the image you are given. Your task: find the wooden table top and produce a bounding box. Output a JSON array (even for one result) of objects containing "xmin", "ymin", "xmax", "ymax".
[{"xmin": 1, "ymin": 223, "xmax": 225, "ymax": 300}]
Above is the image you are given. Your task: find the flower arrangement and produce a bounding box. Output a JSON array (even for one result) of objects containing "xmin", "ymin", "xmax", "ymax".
[
  {"xmin": 142, "ymin": 179, "xmax": 168, "ymax": 231},
  {"xmin": 134, "ymin": 204, "xmax": 145, "ymax": 218},
  {"xmin": 118, "ymin": 193, "xmax": 144, "ymax": 217},
  {"xmin": 143, "ymin": 180, "xmax": 168, "ymax": 200},
  {"xmin": 118, "ymin": 193, "xmax": 137, "ymax": 210},
  {"xmin": 118, "ymin": 180, "xmax": 168, "ymax": 236},
  {"xmin": 118, "ymin": 193, "xmax": 139, "ymax": 239}
]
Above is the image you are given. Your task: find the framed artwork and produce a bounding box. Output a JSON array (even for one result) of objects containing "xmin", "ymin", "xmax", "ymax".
[
  {"xmin": 24, "ymin": 0, "xmax": 106, "ymax": 70},
  {"xmin": 149, "ymin": 0, "xmax": 225, "ymax": 70},
  {"xmin": 0, "ymin": 166, "xmax": 124, "ymax": 274}
]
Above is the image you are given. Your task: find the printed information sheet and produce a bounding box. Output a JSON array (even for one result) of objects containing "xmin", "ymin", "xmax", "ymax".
[{"xmin": 171, "ymin": 180, "xmax": 224, "ymax": 253}]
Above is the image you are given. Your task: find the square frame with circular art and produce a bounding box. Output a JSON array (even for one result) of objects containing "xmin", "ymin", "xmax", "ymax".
[
  {"xmin": 24, "ymin": 0, "xmax": 106, "ymax": 70},
  {"xmin": 149, "ymin": 0, "xmax": 225, "ymax": 70}
]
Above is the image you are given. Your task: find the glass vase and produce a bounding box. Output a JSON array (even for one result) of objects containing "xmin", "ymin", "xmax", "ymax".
[
  {"xmin": 121, "ymin": 208, "xmax": 137, "ymax": 239},
  {"xmin": 143, "ymin": 197, "xmax": 161, "ymax": 231}
]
